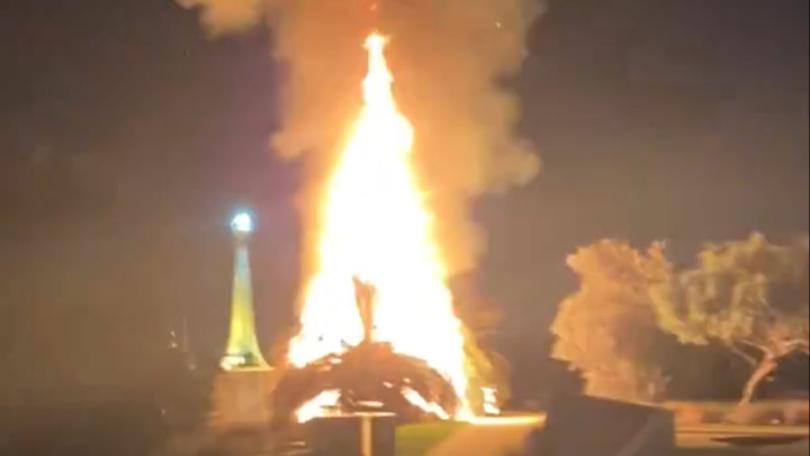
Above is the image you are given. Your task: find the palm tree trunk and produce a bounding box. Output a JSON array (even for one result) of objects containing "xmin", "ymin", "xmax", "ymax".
[{"xmin": 740, "ymin": 353, "xmax": 778, "ymax": 405}]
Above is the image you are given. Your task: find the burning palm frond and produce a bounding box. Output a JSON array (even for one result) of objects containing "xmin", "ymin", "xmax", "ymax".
[{"xmin": 270, "ymin": 341, "xmax": 458, "ymax": 426}]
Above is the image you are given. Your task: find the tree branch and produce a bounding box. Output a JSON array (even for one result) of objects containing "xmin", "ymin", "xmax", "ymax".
[
  {"xmin": 780, "ymin": 339, "xmax": 810, "ymax": 356},
  {"xmin": 728, "ymin": 343, "xmax": 758, "ymax": 367},
  {"xmin": 740, "ymin": 353, "xmax": 779, "ymax": 405},
  {"xmin": 739, "ymin": 340, "xmax": 768, "ymax": 354}
]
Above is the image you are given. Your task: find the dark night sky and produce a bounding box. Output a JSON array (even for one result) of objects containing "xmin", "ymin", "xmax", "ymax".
[{"xmin": 0, "ymin": 0, "xmax": 807, "ymax": 401}]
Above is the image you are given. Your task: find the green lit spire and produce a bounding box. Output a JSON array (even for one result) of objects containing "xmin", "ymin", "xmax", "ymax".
[{"xmin": 220, "ymin": 211, "xmax": 270, "ymax": 371}]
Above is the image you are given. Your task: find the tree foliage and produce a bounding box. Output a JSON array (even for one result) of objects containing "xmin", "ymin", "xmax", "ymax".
[
  {"xmin": 651, "ymin": 233, "xmax": 809, "ymax": 404},
  {"xmin": 551, "ymin": 240, "xmax": 675, "ymax": 402}
]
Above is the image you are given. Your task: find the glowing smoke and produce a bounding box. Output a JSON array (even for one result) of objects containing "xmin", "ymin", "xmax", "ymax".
[
  {"xmin": 177, "ymin": 0, "xmax": 263, "ymax": 36},
  {"xmin": 178, "ymin": 0, "xmax": 543, "ymax": 277}
]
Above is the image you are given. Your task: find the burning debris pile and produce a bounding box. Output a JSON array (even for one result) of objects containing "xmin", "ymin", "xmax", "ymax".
[
  {"xmin": 270, "ymin": 278, "xmax": 458, "ymax": 425},
  {"xmin": 271, "ymin": 343, "xmax": 458, "ymax": 425}
]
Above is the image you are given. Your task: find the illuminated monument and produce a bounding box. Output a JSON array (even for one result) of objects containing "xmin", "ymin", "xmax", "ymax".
[
  {"xmin": 220, "ymin": 211, "xmax": 270, "ymax": 371},
  {"xmin": 211, "ymin": 210, "xmax": 275, "ymax": 430}
]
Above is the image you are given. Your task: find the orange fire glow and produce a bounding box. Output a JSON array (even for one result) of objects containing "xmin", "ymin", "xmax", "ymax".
[{"xmin": 287, "ymin": 33, "xmax": 473, "ymax": 419}]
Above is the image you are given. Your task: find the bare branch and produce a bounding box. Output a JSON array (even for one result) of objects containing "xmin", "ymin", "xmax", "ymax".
[
  {"xmin": 781, "ymin": 339, "xmax": 810, "ymax": 356},
  {"xmin": 739, "ymin": 340, "xmax": 768, "ymax": 354},
  {"xmin": 740, "ymin": 354, "xmax": 779, "ymax": 405},
  {"xmin": 727, "ymin": 343, "xmax": 758, "ymax": 366}
]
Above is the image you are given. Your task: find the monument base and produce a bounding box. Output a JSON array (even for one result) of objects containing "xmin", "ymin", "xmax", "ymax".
[{"xmin": 209, "ymin": 368, "xmax": 277, "ymax": 431}]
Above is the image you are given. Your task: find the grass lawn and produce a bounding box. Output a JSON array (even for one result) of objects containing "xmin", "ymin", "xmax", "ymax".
[{"xmin": 395, "ymin": 421, "xmax": 468, "ymax": 456}]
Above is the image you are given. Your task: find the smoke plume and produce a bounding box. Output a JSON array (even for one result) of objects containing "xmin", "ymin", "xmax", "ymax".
[{"xmin": 179, "ymin": 0, "xmax": 542, "ymax": 275}]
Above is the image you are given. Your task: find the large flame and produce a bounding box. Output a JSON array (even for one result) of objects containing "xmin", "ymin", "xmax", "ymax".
[{"xmin": 287, "ymin": 33, "xmax": 472, "ymax": 417}]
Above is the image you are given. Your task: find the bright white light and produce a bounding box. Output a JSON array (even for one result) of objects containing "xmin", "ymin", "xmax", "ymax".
[
  {"xmin": 231, "ymin": 212, "xmax": 254, "ymax": 234},
  {"xmin": 296, "ymin": 390, "xmax": 342, "ymax": 423},
  {"xmin": 219, "ymin": 354, "xmax": 246, "ymax": 371},
  {"xmin": 482, "ymin": 387, "xmax": 501, "ymax": 415}
]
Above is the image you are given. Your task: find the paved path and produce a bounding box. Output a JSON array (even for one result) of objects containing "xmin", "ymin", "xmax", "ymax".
[
  {"xmin": 675, "ymin": 442, "xmax": 808, "ymax": 456},
  {"xmin": 427, "ymin": 416, "xmax": 543, "ymax": 456},
  {"xmin": 677, "ymin": 425, "xmax": 809, "ymax": 456},
  {"xmin": 427, "ymin": 417, "xmax": 808, "ymax": 456}
]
